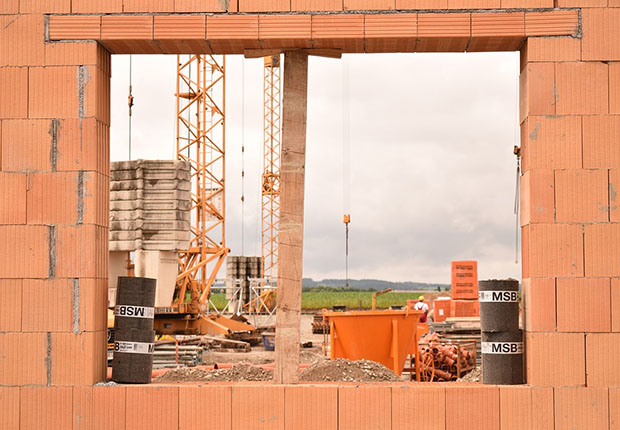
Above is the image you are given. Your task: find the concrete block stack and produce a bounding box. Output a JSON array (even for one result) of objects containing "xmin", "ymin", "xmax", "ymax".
[
  {"xmin": 226, "ymin": 256, "xmax": 264, "ymax": 306},
  {"xmin": 108, "ymin": 160, "xmax": 191, "ymax": 307},
  {"xmin": 109, "ymin": 159, "xmax": 191, "ymax": 252},
  {"xmin": 449, "ymin": 261, "xmax": 479, "ymax": 317}
]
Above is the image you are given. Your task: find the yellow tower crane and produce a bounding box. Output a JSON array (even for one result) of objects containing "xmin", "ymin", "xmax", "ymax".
[
  {"xmin": 262, "ymin": 55, "xmax": 282, "ymax": 287},
  {"xmin": 174, "ymin": 54, "xmax": 229, "ymax": 314}
]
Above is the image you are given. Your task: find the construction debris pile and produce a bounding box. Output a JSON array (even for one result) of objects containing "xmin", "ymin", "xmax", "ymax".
[
  {"xmin": 457, "ymin": 367, "xmax": 481, "ymax": 382},
  {"xmin": 299, "ymin": 359, "xmax": 399, "ymax": 382},
  {"xmin": 153, "ymin": 363, "xmax": 273, "ymax": 382},
  {"xmin": 417, "ymin": 333, "xmax": 476, "ymax": 382}
]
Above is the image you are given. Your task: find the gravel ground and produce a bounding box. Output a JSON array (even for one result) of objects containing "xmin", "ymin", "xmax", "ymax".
[
  {"xmin": 457, "ymin": 366, "xmax": 481, "ymax": 382},
  {"xmin": 153, "ymin": 363, "xmax": 273, "ymax": 382},
  {"xmin": 299, "ymin": 358, "xmax": 400, "ymax": 382}
]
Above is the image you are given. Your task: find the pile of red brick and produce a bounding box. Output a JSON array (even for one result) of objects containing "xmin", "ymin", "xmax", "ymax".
[{"xmin": 433, "ymin": 260, "xmax": 479, "ymax": 322}]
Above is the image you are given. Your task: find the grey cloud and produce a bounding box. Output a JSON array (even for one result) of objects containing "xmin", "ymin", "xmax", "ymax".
[{"xmin": 111, "ymin": 52, "xmax": 521, "ymax": 284}]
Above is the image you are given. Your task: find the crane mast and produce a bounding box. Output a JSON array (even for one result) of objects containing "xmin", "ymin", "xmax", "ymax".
[
  {"xmin": 262, "ymin": 55, "xmax": 282, "ymax": 286},
  {"xmin": 175, "ymin": 54, "xmax": 228, "ymax": 313}
]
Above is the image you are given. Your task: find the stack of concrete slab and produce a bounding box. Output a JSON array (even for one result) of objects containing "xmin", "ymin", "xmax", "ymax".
[
  {"xmin": 109, "ymin": 159, "xmax": 191, "ymax": 251},
  {"xmin": 226, "ymin": 256, "xmax": 264, "ymax": 307},
  {"xmin": 109, "ymin": 160, "xmax": 191, "ymax": 308}
]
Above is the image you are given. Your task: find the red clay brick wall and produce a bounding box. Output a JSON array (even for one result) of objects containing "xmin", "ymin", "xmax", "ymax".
[
  {"xmin": 0, "ymin": 9, "xmax": 110, "ymax": 387},
  {"xmin": 47, "ymin": 9, "xmax": 580, "ymax": 54},
  {"xmin": 0, "ymin": 384, "xmax": 619, "ymax": 429},
  {"xmin": 2, "ymin": 2, "xmax": 620, "ymax": 428},
  {"xmin": 520, "ymin": 7, "xmax": 620, "ymax": 391}
]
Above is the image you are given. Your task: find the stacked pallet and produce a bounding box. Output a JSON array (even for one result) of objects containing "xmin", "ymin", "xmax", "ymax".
[
  {"xmin": 431, "ymin": 261, "xmax": 480, "ymax": 322},
  {"xmin": 109, "ymin": 159, "xmax": 191, "ymax": 251},
  {"xmin": 450, "ymin": 260, "xmax": 480, "ymax": 317},
  {"xmin": 226, "ymin": 256, "xmax": 263, "ymax": 306}
]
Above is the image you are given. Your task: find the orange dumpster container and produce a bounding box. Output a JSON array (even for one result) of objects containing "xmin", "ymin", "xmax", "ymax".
[{"xmin": 324, "ymin": 309, "xmax": 423, "ymax": 375}]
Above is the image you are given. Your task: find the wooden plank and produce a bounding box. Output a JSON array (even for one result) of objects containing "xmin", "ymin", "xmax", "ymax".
[{"xmin": 274, "ymin": 51, "xmax": 309, "ymax": 384}]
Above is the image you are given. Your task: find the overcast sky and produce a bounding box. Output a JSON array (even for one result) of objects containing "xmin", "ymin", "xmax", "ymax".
[{"xmin": 110, "ymin": 52, "xmax": 521, "ymax": 284}]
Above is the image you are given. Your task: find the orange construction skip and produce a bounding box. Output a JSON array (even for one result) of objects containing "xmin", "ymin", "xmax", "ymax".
[{"xmin": 324, "ymin": 309, "xmax": 422, "ymax": 375}]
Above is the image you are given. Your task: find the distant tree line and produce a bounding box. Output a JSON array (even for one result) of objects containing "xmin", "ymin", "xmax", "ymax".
[{"xmin": 302, "ymin": 278, "xmax": 450, "ymax": 291}]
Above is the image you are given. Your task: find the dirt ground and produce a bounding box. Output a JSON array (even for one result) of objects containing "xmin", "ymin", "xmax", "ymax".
[
  {"xmin": 154, "ymin": 363, "xmax": 273, "ymax": 382},
  {"xmin": 155, "ymin": 312, "xmax": 482, "ymax": 383},
  {"xmin": 201, "ymin": 313, "xmax": 327, "ymax": 366},
  {"xmin": 154, "ymin": 359, "xmax": 400, "ymax": 383},
  {"xmin": 151, "ymin": 313, "xmax": 405, "ymax": 383}
]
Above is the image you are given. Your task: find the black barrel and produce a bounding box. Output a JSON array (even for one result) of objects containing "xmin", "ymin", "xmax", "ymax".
[
  {"xmin": 111, "ymin": 328, "xmax": 155, "ymax": 383},
  {"xmin": 482, "ymin": 331, "xmax": 524, "ymax": 385},
  {"xmin": 112, "ymin": 277, "xmax": 157, "ymax": 384},
  {"xmin": 479, "ymin": 279, "xmax": 519, "ymax": 332},
  {"xmin": 114, "ymin": 277, "xmax": 157, "ymax": 331}
]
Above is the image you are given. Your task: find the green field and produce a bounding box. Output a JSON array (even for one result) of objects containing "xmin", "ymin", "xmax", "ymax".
[{"xmin": 209, "ymin": 291, "xmax": 427, "ymax": 311}]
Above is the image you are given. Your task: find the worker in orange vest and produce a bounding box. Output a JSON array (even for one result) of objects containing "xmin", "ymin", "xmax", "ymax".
[{"xmin": 413, "ymin": 295, "xmax": 429, "ymax": 323}]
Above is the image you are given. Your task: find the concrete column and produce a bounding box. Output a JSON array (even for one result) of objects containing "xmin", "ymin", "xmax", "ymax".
[
  {"xmin": 134, "ymin": 250, "xmax": 178, "ymax": 307},
  {"xmin": 274, "ymin": 51, "xmax": 309, "ymax": 384},
  {"xmin": 108, "ymin": 251, "xmax": 128, "ymax": 307}
]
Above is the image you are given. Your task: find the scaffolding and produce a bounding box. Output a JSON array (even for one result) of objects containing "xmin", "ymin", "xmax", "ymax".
[
  {"xmin": 175, "ymin": 55, "xmax": 228, "ymax": 313},
  {"xmin": 261, "ymin": 55, "xmax": 282, "ymax": 287}
]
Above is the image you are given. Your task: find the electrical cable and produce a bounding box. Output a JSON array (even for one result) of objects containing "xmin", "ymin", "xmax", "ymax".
[
  {"xmin": 241, "ymin": 57, "xmax": 246, "ymax": 256},
  {"xmin": 128, "ymin": 55, "xmax": 134, "ymax": 160},
  {"xmin": 514, "ymin": 158, "xmax": 520, "ymax": 264},
  {"xmin": 512, "ymin": 67, "xmax": 521, "ymax": 264},
  {"xmin": 342, "ymin": 57, "xmax": 351, "ymax": 288}
]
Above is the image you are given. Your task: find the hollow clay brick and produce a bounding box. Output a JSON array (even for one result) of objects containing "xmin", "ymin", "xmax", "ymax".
[
  {"xmin": 240, "ymin": 0, "xmax": 291, "ymax": 11},
  {"xmin": 586, "ymin": 333, "xmax": 620, "ymax": 387},
  {"xmin": 526, "ymin": 332, "xmax": 585, "ymax": 387},
  {"xmin": 500, "ymin": 386, "xmax": 554, "ymax": 430},
  {"xmin": 555, "ymin": 169, "xmax": 609, "ymax": 223},
  {"xmin": 522, "ymin": 278, "xmax": 556, "ymax": 332},
  {"xmin": 445, "ymin": 386, "xmax": 500, "ymax": 430},
  {"xmin": 21, "ymin": 387, "xmax": 72, "ymax": 430},
  {"xmin": 520, "ymin": 169, "xmax": 554, "ymax": 226},
  {"xmin": 585, "ymin": 224, "xmax": 620, "ymax": 277},
  {"xmin": 582, "ymin": 9, "xmax": 620, "ymax": 61},
  {"xmin": 393, "ymin": 386, "xmax": 445, "ymax": 430},
  {"xmin": 555, "ymin": 387, "xmax": 609, "ymax": 430},
  {"xmin": 180, "ymin": 386, "xmax": 232, "ymax": 430},
  {"xmin": 519, "ymin": 63, "xmax": 555, "ymax": 122},
  {"xmin": 232, "ymin": 385, "xmax": 285, "ymax": 430},
  {"xmin": 525, "ymin": 223, "xmax": 583, "ymax": 278},
  {"xmin": 339, "ymin": 386, "xmax": 391, "ymax": 430},
  {"xmin": 557, "ymin": 278, "xmax": 611, "ymax": 333},
  {"xmin": 126, "ymin": 386, "xmax": 180, "ymax": 428},
  {"xmin": 0, "ymin": 279, "xmax": 22, "ymax": 332},
  {"xmin": 0, "ymin": 173, "xmax": 26, "ymax": 224},
  {"xmin": 285, "ymin": 385, "xmax": 337, "ymax": 430},
  {"xmin": 520, "ymin": 116, "xmax": 581, "ymax": 172},
  {"xmin": 555, "ymin": 62, "xmax": 608, "ymax": 115}
]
